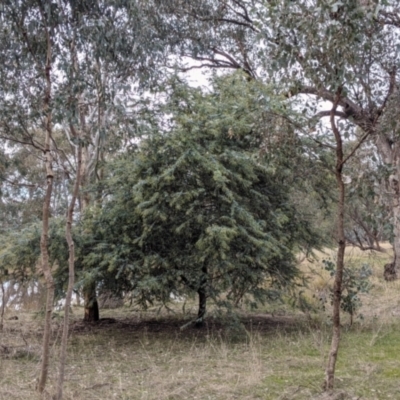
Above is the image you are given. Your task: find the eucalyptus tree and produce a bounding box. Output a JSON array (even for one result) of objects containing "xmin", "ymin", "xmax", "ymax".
[
  {"xmin": 53, "ymin": 0, "xmax": 169, "ymax": 325},
  {"xmin": 241, "ymin": 5, "xmax": 397, "ymax": 387},
  {"xmin": 253, "ymin": 2, "xmax": 396, "ymax": 389},
  {"xmin": 0, "ymin": 0, "xmax": 168, "ymax": 396},
  {"xmin": 0, "ymin": 1, "xmax": 62, "ymax": 392}
]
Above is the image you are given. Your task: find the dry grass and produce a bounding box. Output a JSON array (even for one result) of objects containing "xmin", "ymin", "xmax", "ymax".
[
  {"xmin": 298, "ymin": 243, "xmax": 397, "ymax": 322},
  {"xmin": 0, "ymin": 313, "xmax": 268, "ymax": 399},
  {"xmin": 2, "ymin": 244, "xmax": 400, "ymax": 399}
]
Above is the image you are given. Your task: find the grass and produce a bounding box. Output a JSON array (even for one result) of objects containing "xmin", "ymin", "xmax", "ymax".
[{"xmin": 1, "ymin": 245, "xmax": 400, "ymax": 399}]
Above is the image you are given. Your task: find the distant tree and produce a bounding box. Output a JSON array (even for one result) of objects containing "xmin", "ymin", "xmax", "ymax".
[{"xmin": 344, "ymin": 142, "xmax": 391, "ymax": 253}]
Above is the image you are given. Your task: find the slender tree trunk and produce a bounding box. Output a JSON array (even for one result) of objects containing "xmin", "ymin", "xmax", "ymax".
[
  {"xmin": 324, "ymin": 96, "xmax": 346, "ymax": 390},
  {"xmin": 83, "ymin": 282, "xmax": 99, "ymax": 322},
  {"xmin": 376, "ymin": 136, "xmax": 400, "ymax": 275},
  {"xmin": 392, "ymin": 199, "xmax": 400, "ymax": 275},
  {"xmin": 56, "ymin": 141, "xmax": 82, "ymax": 400},
  {"xmin": 0, "ymin": 279, "xmax": 5, "ymax": 331},
  {"xmin": 37, "ymin": 162, "xmax": 55, "ymax": 394},
  {"xmin": 37, "ymin": 18, "xmax": 55, "ymax": 394},
  {"xmin": 80, "ymin": 144, "xmax": 100, "ymax": 322}
]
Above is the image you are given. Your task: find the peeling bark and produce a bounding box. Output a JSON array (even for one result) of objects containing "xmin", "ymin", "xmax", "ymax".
[
  {"xmin": 37, "ymin": 14, "xmax": 55, "ymax": 394},
  {"xmin": 56, "ymin": 140, "xmax": 82, "ymax": 400},
  {"xmin": 196, "ymin": 287, "xmax": 207, "ymax": 327},
  {"xmin": 0, "ymin": 279, "xmax": 5, "ymax": 331},
  {"xmin": 324, "ymin": 95, "xmax": 346, "ymax": 390},
  {"xmin": 376, "ymin": 136, "xmax": 400, "ymax": 274}
]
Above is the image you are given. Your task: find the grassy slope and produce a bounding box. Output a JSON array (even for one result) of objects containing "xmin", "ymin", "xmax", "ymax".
[{"xmin": 1, "ymin": 245, "xmax": 400, "ymax": 399}]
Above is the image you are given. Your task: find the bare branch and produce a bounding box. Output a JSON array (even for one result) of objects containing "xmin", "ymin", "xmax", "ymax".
[
  {"xmin": 315, "ymin": 110, "xmax": 348, "ymax": 119},
  {"xmin": 293, "ymin": 86, "xmax": 363, "ymax": 116},
  {"xmin": 0, "ymin": 134, "xmax": 43, "ymax": 151},
  {"xmin": 379, "ymin": 10, "xmax": 400, "ymax": 27},
  {"xmin": 342, "ymin": 130, "xmax": 371, "ymax": 165},
  {"xmin": 230, "ymin": 0, "xmax": 253, "ymax": 23},
  {"xmin": 1, "ymin": 178, "xmax": 38, "ymax": 188},
  {"xmin": 375, "ymin": 66, "xmax": 398, "ymax": 120}
]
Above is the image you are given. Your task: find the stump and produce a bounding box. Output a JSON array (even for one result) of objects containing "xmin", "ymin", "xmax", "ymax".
[{"xmin": 384, "ymin": 262, "xmax": 397, "ymax": 281}]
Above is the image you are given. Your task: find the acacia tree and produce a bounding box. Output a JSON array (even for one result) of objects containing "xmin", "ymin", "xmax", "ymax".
[
  {"xmin": 0, "ymin": 1, "xmax": 166, "ymax": 396},
  {"xmin": 84, "ymin": 75, "xmax": 321, "ymax": 323}
]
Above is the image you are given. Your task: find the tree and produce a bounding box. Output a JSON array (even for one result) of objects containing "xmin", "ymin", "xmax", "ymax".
[
  {"xmin": 85, "ymin": 75, "xmax": 320, "ymax": 323},
  {"xmin": 0, "ymin": 1, "xmax": 58, "ymax": 392}
]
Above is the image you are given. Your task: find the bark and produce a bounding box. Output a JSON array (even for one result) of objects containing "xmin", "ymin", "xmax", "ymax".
[
  {"xmin": 37, "ymin": 15, "xmax": 55, "ymax": 394},
  {"xmin": 324, "ymin": 96, "xmax": 346, "ymax": 390},
  {"xmin": 376, "ymin": 135, "xmax": 400, "ymax": 275},
  {"xmin": 83, "ymin": 282, "xmax": 99, "ymax": 322},
  {"xmin": 0, "ymin": 279, "xmax": 5, "ymax": 332},
  {"xmin": 80, "ymin": 144, "xmax": 100, "ymax": 322},
  {"xmin": 56, "ymin": 141, "xmax": 82, "ymax": 400},
  {"xmin": 196, "ymin": 287, "xmax": 207, "ymax": 327},
  {"xmin": 196, "ymin": 267, "xmax": 208, "ymax": 327},
  {"xmin": 392, "ymin": 197, "xmax": 400, "ymax": 274}
]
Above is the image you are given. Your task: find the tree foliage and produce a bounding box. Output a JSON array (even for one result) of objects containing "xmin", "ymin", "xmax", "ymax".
[{"xmin": 83, "ymin": 75, "xmax": 321, "ymax": 320}]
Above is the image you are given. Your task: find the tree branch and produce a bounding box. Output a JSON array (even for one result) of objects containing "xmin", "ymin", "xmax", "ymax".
[
  {"xmin": 342, "ymin": 130, "xmax": 371, "ymax": 165},
  {"xmin": 315, "ymin": 110, "xmax": 348, "ymax": 119}
]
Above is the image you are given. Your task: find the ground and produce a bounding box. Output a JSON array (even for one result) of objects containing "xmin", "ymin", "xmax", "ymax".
[{"xmin": 1, "ymin": 245, "xmax": 400, "ymax": 399}]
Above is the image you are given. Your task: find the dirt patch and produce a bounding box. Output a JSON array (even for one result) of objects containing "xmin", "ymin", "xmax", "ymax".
[{"xmin": 66, "ymin": 312, "xmax": 303, "ymax": 337}]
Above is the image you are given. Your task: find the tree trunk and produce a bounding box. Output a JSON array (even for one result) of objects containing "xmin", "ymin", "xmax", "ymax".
[
  {"xmin": 375, "ymin": 135, "xmax": 400, "ymax": 275},
  {"xmin": 37, "ymin": 165, "xmax": 55, "ymax": 394},
  {"xmin": 324, "ymin": 97, "xmax": 346, "ymax": 390},
  {"xmin": 196, "ymin": 267, "xmax": 208, "ymax": 327},
  {"xmin": 196, "ymin": 287, "xmax": 207, "ymax": 327},
  {"xmin": 83, "ymin": 282, "xmax": 99, "ymax": 322},
  {"xmin": 56, "ymin": 141, "xmax": 82, "ymax": 400},
  {"xmin": 392, "ymin": 199, "xmax": 400, "ymax": 275},
  {"xmin": 80, "ymin": 144, "xmax": 100, "ymax": 321},
  {"xmin": 0, "ymin": 279, "xmax": 5, "ymax": 332},
  {"xmin": 37, "ymin": 17, "xmax": 55, "ymax": 394}
]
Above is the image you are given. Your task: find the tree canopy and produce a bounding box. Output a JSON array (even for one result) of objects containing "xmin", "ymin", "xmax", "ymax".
[{"xmin": 83, "ymin": 75, "xmax": 321, "ymax": 321}]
